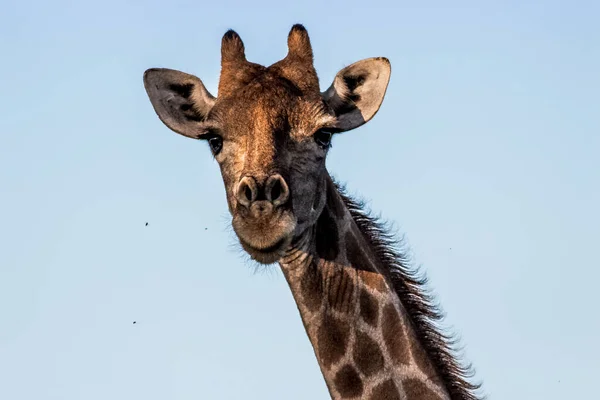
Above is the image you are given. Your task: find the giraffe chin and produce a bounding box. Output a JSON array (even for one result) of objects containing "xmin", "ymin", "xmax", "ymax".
[
  {"xmin": 238, "ymin": 234, "xmax": 293, "ymax": 264},
  {"xmin": 232, "ymin": 213, "xmax": 297, "ymax": 264}
]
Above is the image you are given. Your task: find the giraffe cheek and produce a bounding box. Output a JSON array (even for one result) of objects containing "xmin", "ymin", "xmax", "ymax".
[{"xmin": 291, "ymin": 171, "xmax": 326, "ymax": 229}]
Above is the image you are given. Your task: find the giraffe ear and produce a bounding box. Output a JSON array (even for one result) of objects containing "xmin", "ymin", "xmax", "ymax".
[
  {"xmin": 144, "ymin": 68, "xmax": 216, "ymax": 139},
  {"xmin": 322, "ymin": 57, "xmax": 391, "ymax": 132}
]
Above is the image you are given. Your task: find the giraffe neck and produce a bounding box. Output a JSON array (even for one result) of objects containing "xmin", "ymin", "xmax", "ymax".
[{"xmin": 279, "ymin": 175, "xmax": 450, "ymax": 400}]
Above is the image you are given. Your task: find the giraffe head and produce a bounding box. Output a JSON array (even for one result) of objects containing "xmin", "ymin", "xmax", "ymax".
[{"xmin": 143, "ymin": 25, "xmax": 391, "ymax": 264}]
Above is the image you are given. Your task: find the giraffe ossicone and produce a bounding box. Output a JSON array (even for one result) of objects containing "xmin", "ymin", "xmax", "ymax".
[{"xmin": 144, "ymin": 24, "xmax": 481, "ymax": 400}]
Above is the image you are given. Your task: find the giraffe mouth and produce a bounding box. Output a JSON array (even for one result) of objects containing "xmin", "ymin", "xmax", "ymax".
[
  {"xmin": 238, "ymin": 235, "xmax": 292, "ymax": 264},
  {"xmin": 240, "ymin": 236, "xmax": 289, "ymax": 254},
  {"xmin": 231, "ymin": 209, "xmax": 297, "ymax": 264}
]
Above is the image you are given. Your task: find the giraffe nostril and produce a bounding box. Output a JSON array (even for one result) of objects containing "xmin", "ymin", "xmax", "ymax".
[
  {"xmin": 270, "ymin": 179, "xmax": 282, "ymax": 202},
  {"xmin": 238, "ymin": 174, "xmax": 288, "ymax": 209},
  {"xmin": 266, "ymin": 174, "xmax": 289, "ymax": 206},
  {"xmin": 236, "ymin": 176, "xmax": 257, "ymax": 208}
]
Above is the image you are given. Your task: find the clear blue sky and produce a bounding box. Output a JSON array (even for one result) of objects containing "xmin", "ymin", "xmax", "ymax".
[{"xmin": 1, "ymin": 0, "xmax": 598, "ymax": 398}]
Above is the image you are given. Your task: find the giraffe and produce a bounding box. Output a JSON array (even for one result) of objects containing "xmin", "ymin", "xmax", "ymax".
[{"xmin": 143, "ymin": 24, "xmax": 481, "ymax": 400}]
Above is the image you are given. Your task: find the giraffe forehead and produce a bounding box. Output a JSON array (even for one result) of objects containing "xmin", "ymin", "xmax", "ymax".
[
  {"xmin": 226, "ymin": 100, "xmax": 288, "ymax": 170},
  {"xmin": 215, "ymin": 74, "xmax": 333, "ymax": 142},
  {"xmin": 216, "ymin": 98, "xmax": 331, "ymax": 178}
]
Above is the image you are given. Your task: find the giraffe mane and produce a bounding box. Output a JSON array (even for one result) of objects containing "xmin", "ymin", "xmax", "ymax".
[{"xmin": 332, "ymin": 178, "xmax": 483, "ymax": 400}]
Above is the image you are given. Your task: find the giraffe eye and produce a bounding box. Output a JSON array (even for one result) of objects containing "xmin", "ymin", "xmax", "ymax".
[
  {"xmin": 206, "ymin": 134, "xmax": 223, "ymax": 155},
  {"xmin": 314, "ymin": 129, "xmax": 333, "ymax": 149}
]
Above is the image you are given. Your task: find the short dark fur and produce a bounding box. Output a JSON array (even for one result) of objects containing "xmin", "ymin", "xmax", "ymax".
[
  {"xmin": 342, "ymin": 75, "xmax": 364, "ymax": 103},
  {"xmin": 223, "ymin": 29, "xmax": 239, "ymax": 41},
  {"xmin": 290, "ymin": 23, "xmax": 308, "ymax": 34},
  {"xmin": 168, "ymin": 83, "xmax": 194, "ymax": 98},
  {"xmin": 332, "ymin": 179, "xmax": 482, "ymax": 400},
  {"xmin": 315, "ymin": 207, "xmax": 339, "ymax": 260}
]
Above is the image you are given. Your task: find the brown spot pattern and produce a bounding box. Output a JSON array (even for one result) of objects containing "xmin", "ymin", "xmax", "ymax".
[
  {"xmin": 382, "ymin": 303, "xmax": 411, "ymax": 365},
  {"xmin": 300, "ymin": 261, "xmax": 324, "ymax": 312},
  {"xmin": 411, "ymin": 339, "xmax": 442, "ymax": 385},
  {"xmin": 369, "ymin": 379, "xmax": 400, "ymax": 400},
  {"xmin": 316, "ymin": 314, "xmax": 349, "ymax": 369},
  {"xmin": 402, "ymin": 379, "xmax": 442, "ymax": 400},
  {"xmin": 333, "ymin": 364, "xmax": 363, "ymax": 398},
  {"xmin": 352, "ymin": 330, "xmax": 384, "ymax": 377},
  {"xmin": 345, "ymin": 231, "xmax": 389, "ymax": 293},
  {"xmin": 359, "ymin": 289, "xmax": 379, "ymax": 327},
  {"xmin": 326, "ymin": 268, "xmax": 356, "ymax": 314},
  {"xmin": 358, "ymin": 270, "xmax": 389, "ymax": 293}
]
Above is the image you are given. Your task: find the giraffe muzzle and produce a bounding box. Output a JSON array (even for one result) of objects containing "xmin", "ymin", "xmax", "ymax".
[
  {"xmin": 235, "ymin": 174, "xmax": 290, "ymax": 210},
  {"xmin": 231, "ymin": 174, "xmax": 297, "ymax": 264}
]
